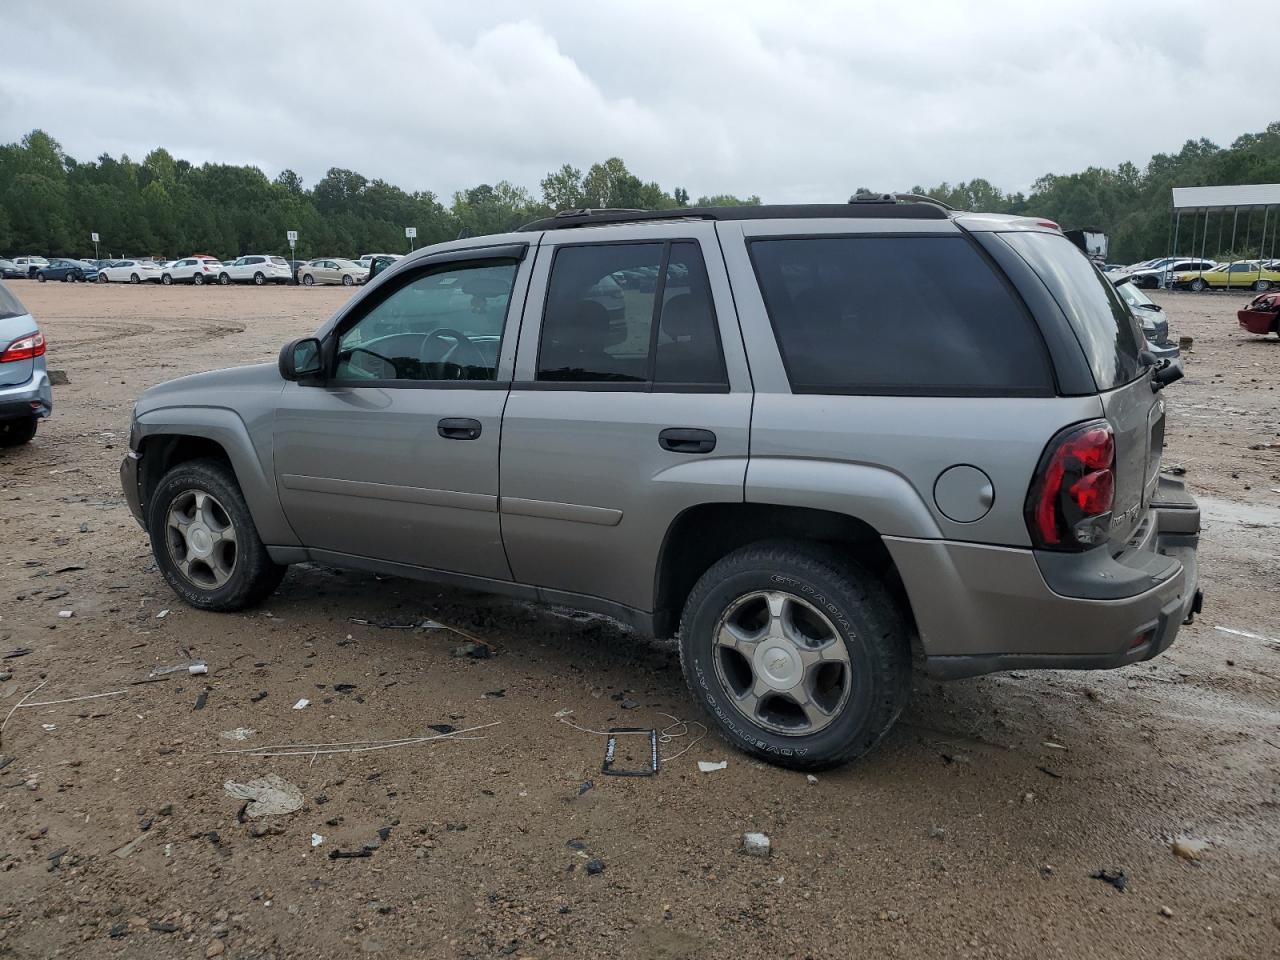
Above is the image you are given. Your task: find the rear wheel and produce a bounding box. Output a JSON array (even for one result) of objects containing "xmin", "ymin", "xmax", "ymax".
[
  {"xmin": 130, "ymin": 273, "xmax": 140, "ymax": 283},
  {"xmin": 1254, "ymin": 279, "xmax": 1272, "ymax": 292},
  {"xmin": 37, "ymin": 274, "xmax": 46, "ymax": 282},
  {"xmin": 0, "ymin": 416, "xmax": 38, "ymax": 447},
  {"xmin": 147, "ymin": 458, "xmax": 286, "ymax": 611},
  {"xmin": 678, "ymin": 542, "xmax": 910, "ymax": 770},
  {"xmin": 218, "ymin": 272, "xmax": 230, "ymax": 285},
  {"xmin": 302, "ymin": 274, "xmax": 315, "ymax": 286},
  {"xmin": 253, "ymin": 271, "xmax": 265, "ymax": 285},
  {"xmin": 161, "ymin": 274, "xmax": 172, "ymax": 285},
  {"xmin": 342, "ymin": 274, "xmax": 354, "ymax": 286},
  {"xmin": 192, "ymin": 273, "xmax": 204, "ymax": 286}
]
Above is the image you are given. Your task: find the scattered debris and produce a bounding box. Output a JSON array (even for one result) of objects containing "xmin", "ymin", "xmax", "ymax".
[
  {"xmin": 1041, "ymin": 741, "xmax": 1068, "ymax": 751},
  {"xmin": 311, "ymin": 834, "xmax": 324, "ymax": 847},
  {"xmin": 292, "ymin": 698, "xmax": 310, "ymax": 710},
  {"xmin": 451, "ymin": 642, "xmax": 491, "ymax": 659},
  {"xmin": 111, "ymin": 833, "xmax": 151, "ymax": 859},
  {"xmin": 47, "ymin": 369, "xmax": 70, "ymax": 386},
  {"xmin": 328, "ymin": 848, "xmax": 373, "ymax": 860},
  {"xmin": 220, "ymin": 728, "xmax": 256, "ymax": 741},
  {"xmin": 2, "ymin": 648, "xmax": 33, "ymax": 660},
  {"xmin": 602, "ymin": 728, "xmax": 659, "ymax": 777},
  {"xmin": 806, "ymin": 774, "xmax": 818, "ymax": 785},
  {"xmin": 427, "ymin": 723, "xmax": 456, "ymax": 735},
  {"xmin": 742, "ymin": 832, "xmax": 772, "ymax": 858},
  {"xmin": 1171, "ymin": 838, "xmax": 1209, "ymax": 861},
  {"xmin": 585, "ymin": 858, "xmax": 606, "ymax": 875},
  {"xmin": 1159, "ymin": 906, "xmax": 1174, "ymax": 918},
  {"xmin": 1037, "ymin": 766, "xmax": 1062, "ymax": 779},
  {"xmin": 223, "ymin": 774, "xmax": 304, "ymax": 817},
  {"xmin": 697, "ymin": 760, "xmax": 728, "ymax": 773},
  {"xmin": 1090, "ymin": 868, "xmax": 1128, "ymax": 892},
  {"xmin": 215, "ymin": 721, "xmax": 501, "ymax": 758},
  {"xmin": 483, "ymin": 689, "xmax": 506, "ymax": 699},
  {"xmin": 146, "ymin": 660, "xmax": 207, "ymax": 680},
  {"xmin": 57, "ymin": 610, "xmax": 74, "ymax": 619},
  {"xmin": 156, "ymin": 609, "xmax": 169, "ymax": 620},
  {"xmin": 250, "ymin": 691, "xmax": 268, "ymax": 703},
  {"xmin": 194, "ymin": 692, "xmax": 208, "ymax": 711}
]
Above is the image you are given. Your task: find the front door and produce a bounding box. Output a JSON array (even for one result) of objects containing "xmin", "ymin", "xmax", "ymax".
[
  {"xmin": 273, "ymin": 245, "xmax": 532, "ymax": 580},
  {"xmin": 499, "ymin": 224, "xmax": 753, "ymax": 615}
]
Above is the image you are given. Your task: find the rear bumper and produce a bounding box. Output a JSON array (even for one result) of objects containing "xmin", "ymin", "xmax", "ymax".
[
  {"xmin": 1238, "ymin": 309, "xmax": 1278, "ymax": 336},
  {"xmin": 886, "ymin": 477, "xmax": 1201, "ymax": 679},
  {"xmin": 0, "ymin": 368, "xmax": 53, "ymax": 421}
]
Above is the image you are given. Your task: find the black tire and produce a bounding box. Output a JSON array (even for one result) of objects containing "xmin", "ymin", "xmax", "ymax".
[
  {"xmin": 1189, "ymin": 278, "xmax": 1207, "ymax": 292},
  {"xmin": 98, "ymin": 271, "xmax": 109, "ymax": 283},
  {"xmin": 253, "ymin": 271, "xmax": 265, "ymax": 285},
  {"xmin": 192, "ymin": 273, "xmax": 205, "ymax": 286},
  {"xmin": 1254, "ymin": 279, "xmax": 1272, "ymax": 292},
  {"xmin": 130, "ymin": 273, "xmax": 140, "ymax": 283},
  {"xmin": 218, "ymin": 272, "xmax": 230, "ymax": 285},
  {"xmin": 146, "ymin": 458, "xmax": 286, "ymax": 611},
  {"xmin": 342, "ymin": 274, "xmax": 354, "ymax": 286},
  {"xmin": 302, "ymin": 274, "xmax": 314, "ymax": 286},
  {"xmin": 678, "ymin": 541, "xmax": 910, "ymax": 770},
  {"xmin": 37, "ymin": 274, "xmax": 46, "ymax": 282},
  {"xmin": 161, "ymin": 274, "xmax": 172, "ymax": 285},
  {"xmin": 0, "ymin": 416, "xmax": 38, "ymax": 447}
]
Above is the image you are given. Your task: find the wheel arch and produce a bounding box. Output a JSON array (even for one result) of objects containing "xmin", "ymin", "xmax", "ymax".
[
  {"xmin": 651, "ymin": 502, "xmax": 919, "ymax": 643},
  {"xmin": 134, "ymin": 409, "xmax": 299, "ymax": 547}
]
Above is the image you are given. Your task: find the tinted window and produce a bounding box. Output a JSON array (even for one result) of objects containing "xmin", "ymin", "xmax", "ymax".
[
  {"xmin": 335, "ymin": 260, "xmax": 518, "ymax": 382},
  {"xmin": 1000, "ymin": 232, "xmax": 1143, "ymax": 390},
  {"xmin": 537, "ymin": 241, "xmax": 725, "ymax": 386},
  {"xmin": 0, "ymin": 282, "xmax": 28, "ymax": 320},
  {"xmin": 751, "ymin": 236, "xmax": 1051, "ymax": 395}
]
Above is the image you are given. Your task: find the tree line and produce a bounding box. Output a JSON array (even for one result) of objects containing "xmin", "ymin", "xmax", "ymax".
[{"xmin": 2, "ymin": 123, "xmax": 1279, "ymax": 264}]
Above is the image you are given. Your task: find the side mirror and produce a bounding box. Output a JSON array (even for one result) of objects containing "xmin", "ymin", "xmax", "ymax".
[{"xmin": 279, "ymin": 337, "xmax": 323, "ymax": 382}]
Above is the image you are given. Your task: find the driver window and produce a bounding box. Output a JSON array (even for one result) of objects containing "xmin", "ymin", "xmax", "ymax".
[{"xmin": 335, "ymin": 260, "xmax": 519, "ymax": 383}]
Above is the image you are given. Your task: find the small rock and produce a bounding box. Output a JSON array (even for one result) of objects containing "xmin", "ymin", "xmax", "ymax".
[
  {"xmin": 1159, "ymin": 905, "xmax": 1174, "ymax": 918},
  {"xmin": 585, "ymin": 858, "xmax": 606, "ymax": 875},
  {"xmin": 742, "ymin": 832, "xmax": 771, "ymax": 857},
  {"xmin": 1041, "ymin": 741, "xmax": 1068, "ymax": 751},
  {"xmin": 206, "ymin": 939, "xmax": 226, "ymax": 957},
  {"xmin": 1090, "ymin": 868, "xmax": 1128, "ymax": 892},
  {"xmin": 929, "ymin": 826, "xmax": 946, "ymax": 840},
  {"xmin": 806, "ymin": 774, "xmax": 818, "ymax": 785},
  {"xmin": 1171, "ymin": 838, "xmax": 1207, "ymax": 861},
  {"xmin": 1022, "ymin": 792, "xmax": 1036, "ymax": 804}
]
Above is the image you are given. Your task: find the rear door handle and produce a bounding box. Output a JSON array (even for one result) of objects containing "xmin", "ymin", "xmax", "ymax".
[
  {"xmin": 659, "ymin": 427, "xmax": 716, "ymax": 454},
  {"xmin": 438, "ymin": 417, "xmax": 482, "ymax": 440}
]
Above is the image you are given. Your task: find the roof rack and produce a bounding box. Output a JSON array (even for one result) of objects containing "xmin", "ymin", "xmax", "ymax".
[{"xmin": 519, "ymin": 196, "xmax": 951, "ymax": 232}]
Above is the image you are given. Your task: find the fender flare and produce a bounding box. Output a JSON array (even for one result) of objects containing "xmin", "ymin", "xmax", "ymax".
[{"xmin": 134, "ymin": 406, "xmax": 299, "ymax": 546}]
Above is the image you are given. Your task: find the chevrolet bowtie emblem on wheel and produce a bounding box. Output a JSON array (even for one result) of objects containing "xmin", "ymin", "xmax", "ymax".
[{"xmin": 769, "ymin": 656, "xmax": 789, "ymax": 672}]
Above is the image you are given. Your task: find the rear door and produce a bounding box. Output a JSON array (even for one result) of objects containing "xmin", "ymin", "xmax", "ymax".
[
  {"xmin": 996, "ymin": 230, "xmax": 1159, "ymax": 546},
  {"xmin": 499, "ymin": 223, "xmax": 752, "ymax": 614}
]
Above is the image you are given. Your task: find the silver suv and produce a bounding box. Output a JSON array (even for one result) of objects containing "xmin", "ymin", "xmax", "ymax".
[{"xmin": 120, "ymin": 201, "xmax": 1202, "ymax": 769}]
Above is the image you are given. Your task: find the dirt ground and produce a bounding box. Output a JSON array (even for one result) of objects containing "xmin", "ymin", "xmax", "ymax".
[{"xmin": 0, "ymin": 281, "xmax": 1277, "ymax": 960}]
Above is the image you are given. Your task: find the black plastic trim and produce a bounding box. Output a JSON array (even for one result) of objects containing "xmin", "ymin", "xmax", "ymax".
[{"xmin": 520, "ymin": 203, "xmax": 949, "ymax": 232}]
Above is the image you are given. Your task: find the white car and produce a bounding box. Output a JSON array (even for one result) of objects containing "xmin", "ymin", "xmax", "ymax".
[
  {"xmin": 97, "ymin": 259, "xmax": 163, "ymax": 284},
  {"xmin": 217, "ymin": 255, "xmax": 293, "ymax": 285},
  {"xmin": 160, "ymin": 257, "xmax": 224, "ymax": 286},
  {"xmin": 11, "ymin": 256, "xmax": 49, "ymax": 278},
  {"xmin": 356, "ymin": 253, "xmax": 402, "ymax": 269}
]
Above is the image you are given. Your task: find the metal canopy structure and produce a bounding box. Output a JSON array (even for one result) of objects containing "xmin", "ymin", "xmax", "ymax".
[{"xmin": 1168, "ymin": 183, "xmax": 1280, "ymax": 286}]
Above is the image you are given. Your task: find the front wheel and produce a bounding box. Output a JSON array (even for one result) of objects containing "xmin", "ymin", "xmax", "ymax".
[
  {"xmin": 678, "ymin": 542, "xmax": 910, "ymax": 771},
  {"xmin": 147, "ymin": 458, "xmax": 286, "ymax": 611},
  {"xmin": 0, "ymin": 416, "xmax": 38, "ymax": 447},
  {"xmin": 98, "ymin": 272, "xmax": 110, "ymax": 283}
]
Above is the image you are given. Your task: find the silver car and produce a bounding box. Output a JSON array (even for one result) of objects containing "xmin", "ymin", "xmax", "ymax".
[
  {"xmin": 0, "ymin": 282, "xmax": 53, "ymax": 446},
  {"xmin": 120, "ymin": 201, "xmax": 1202, "ymax": 770}
]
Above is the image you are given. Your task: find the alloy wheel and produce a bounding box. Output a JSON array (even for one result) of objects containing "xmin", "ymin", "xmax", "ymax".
[
  {"xmin": 712, "ymin": 590, "xmax": 853, "ymax": 736},
  {"xmin": 165, "ymin": 489, "xmax": 238, "ymax": 590}
]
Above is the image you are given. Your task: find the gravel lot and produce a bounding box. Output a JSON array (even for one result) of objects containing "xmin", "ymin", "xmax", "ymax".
[{"xmin": 1, "ymin": 282, "xmax": 1277, "ymax": 959}]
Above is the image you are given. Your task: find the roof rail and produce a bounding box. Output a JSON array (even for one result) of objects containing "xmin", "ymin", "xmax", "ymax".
[{"xmin": 519, "ymin": 200, "xmax": 949, "ymax": 232}]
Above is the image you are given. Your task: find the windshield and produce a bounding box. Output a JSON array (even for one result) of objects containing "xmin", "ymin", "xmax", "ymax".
[
  {"xmin": 1001, "ymin": 232, "xmax": 1145, "ymax": 390},
  {"xmin": 1116, "ymin": 282, "xmax": 1156, "ymax": 311},
  {"xmin": 0, "ymin": 282, "xmax": 29, "ymax": 320}
]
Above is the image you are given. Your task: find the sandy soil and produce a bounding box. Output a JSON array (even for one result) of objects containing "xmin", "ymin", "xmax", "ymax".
[{"xmin": 0, "ymin": 282, "xmax": 1277, "ymax": 960}]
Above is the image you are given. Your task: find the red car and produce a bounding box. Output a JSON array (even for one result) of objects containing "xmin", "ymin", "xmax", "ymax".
[{"xmin": 1238, "ymin": 291, "xmax": 1280, "ymax": 337}]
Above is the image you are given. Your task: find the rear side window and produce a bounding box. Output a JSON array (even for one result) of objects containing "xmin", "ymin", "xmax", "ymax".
[
  {"xmin": 999, "ymin": 232, "xmax": 1144, "ymax": 390},
  {"xmin": 0, "ymin": 282, "xmax": 28, "ymax": 320},
  {"xmin": 537, "ymin": 241, "xmax": 726, "ymax": 387},
  {"xmin": 750, "ymin": 236, "xmax": 1052, "ymax": 395}
]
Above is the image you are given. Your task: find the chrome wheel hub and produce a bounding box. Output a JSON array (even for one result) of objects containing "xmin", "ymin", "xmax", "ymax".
[
  {"xmin": 712, "ymin": 590, "xmax": 853, "ymax": 736},
  {"xmin": 166, "ymin": 489, "xmax": 237, "ymax": 589}
]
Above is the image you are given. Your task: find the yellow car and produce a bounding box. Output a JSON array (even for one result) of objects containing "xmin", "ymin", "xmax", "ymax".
[{"xmin": 1173, "ymin": 260, "xmax": 1280, "ymax": 292}]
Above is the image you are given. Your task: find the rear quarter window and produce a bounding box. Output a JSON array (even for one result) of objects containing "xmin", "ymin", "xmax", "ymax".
[
  {"xmin": 749, "ymin": 235, "xmax": 1053, "ymax": 395},
  {"xmin": 998, "ymin": 232, "xmax": 1144, "ymax": 390}
]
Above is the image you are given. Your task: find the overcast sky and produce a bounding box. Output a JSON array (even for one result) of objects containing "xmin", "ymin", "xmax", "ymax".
[{"xmin": 0, "ymin": 1, "xmax": 1268, "ymax": 203}]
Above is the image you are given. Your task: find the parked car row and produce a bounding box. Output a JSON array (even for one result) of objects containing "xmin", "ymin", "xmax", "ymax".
[
  {"xmin": 1, "ymin": 253, "xmax": 405, "ymax": 287},
  {"xmin": 1115, "ymin": 255, "xmax": 1280, "ymax": 291}
]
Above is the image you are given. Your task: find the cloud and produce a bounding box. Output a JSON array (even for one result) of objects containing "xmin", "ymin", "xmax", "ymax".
[{"xmin": 0, "ymin": 0, "xmax": 1271, "ymax": 203}]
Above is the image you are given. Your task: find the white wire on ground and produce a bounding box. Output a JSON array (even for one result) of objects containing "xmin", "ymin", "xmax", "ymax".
[
  {"xmin": 557, "ymin": 712, "xmax": 707, "ymax": 763},
  {"xmin": 214, "ymin": 721, "xmax": 502, "ymax": 758}
]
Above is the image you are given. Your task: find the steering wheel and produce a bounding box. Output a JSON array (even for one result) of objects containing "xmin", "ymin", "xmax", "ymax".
[{"xmin": 421, "ymin": 327, "xmax": 487, "ymax": 370}]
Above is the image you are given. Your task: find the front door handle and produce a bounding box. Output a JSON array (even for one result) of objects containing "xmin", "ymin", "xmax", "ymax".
[
  {"xmin": 438, "ymin": 417, "xmax": 482, "ymax": 441},
  {"xmin": 659, "ymin": 427, "xmax": 716, "ymax": 454}
]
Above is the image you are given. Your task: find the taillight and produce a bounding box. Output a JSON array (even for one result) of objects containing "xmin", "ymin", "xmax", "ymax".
[
  {"xmin": 1026, "ymin": 420, "xmax": 1115, "ymax": 550},
  {"xmin": 0, "ymin": 331, "xmax": 46, "ymax": 363}
]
